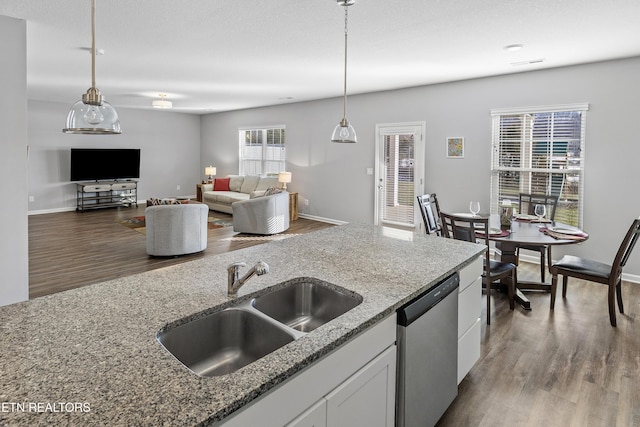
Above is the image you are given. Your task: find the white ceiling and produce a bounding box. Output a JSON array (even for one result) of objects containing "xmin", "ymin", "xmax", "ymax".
[{"xmin": 2, "ymin": 0, "xmax": 640, "ymax": 114}]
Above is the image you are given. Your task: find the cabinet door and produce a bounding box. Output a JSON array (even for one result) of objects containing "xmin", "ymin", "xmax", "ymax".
[
  {"xmin": 458, "ymin": 256, "xmax": 482, "ymax": 292},
  {"xmin": 458, "ymin": 276, "xmax": 482, "ymax": 337},
  {"xmin": 286, "ymin": 399, "xmax": 327, "ymax": 427},
  {"xmin": 326, "ymin": 346, "xmax": 396, "ymax": 427},
  {"xmin": 458, "ymin": 317, "xmax": 481, "ymax": 384}
]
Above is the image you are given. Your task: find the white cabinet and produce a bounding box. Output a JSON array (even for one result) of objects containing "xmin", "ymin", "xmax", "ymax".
[
  {"xmin": 286, "ymin": 399, "xmax": 327, "ymax": 427},
  {"xmin": 458, "ymin": 317, "xmax": 481, "ymax": 384},
  {"xmin": 457, "ymin": 256, "xmax": 483, "ymax": 384},
  {"xmin": 219, "ymin": 315, "xmax": 396, "ymax": 427},
  {"xmin": 326, "ymin": 346, "xmax": 396, "ymax": 427},
  {"xmin": 286, "ymin": 346, "xmax": 396, "ymax": 427}
]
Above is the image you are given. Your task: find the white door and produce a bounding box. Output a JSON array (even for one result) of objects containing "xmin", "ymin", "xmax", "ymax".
[{"xmin": 374, "ymin": 122, "xmax": 425, "ymax": 228}]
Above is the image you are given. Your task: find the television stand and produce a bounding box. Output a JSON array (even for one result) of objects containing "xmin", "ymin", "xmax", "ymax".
[{"xmin": 76, "ymin": 181, "xmax": 138, "ymax": 211}]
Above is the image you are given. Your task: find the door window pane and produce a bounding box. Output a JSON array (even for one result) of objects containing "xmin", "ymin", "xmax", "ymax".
[{"xmin": 382, "ymin": 134, "xmax": 415, "ymax": 225}]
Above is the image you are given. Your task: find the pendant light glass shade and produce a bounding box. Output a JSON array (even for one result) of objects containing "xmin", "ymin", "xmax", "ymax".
[
  {"xmin": 63, "ymin": 0, "xmax": 121, "ymax": 135},
  {"xmin": 331, "ymin": 118, "xmax": 357, "ymax": 143},
  {"xmin": 331, "ymin": 0, "xmax": 357, "ymax": 143},
  {"xmin": 64, "ymin": 98, "xmax": 121, "ymax": 134}
]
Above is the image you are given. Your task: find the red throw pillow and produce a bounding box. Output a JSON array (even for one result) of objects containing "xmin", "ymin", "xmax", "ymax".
[{"xmin": 213, "ymin": 177, "xmax": 230, "ymax": 191}]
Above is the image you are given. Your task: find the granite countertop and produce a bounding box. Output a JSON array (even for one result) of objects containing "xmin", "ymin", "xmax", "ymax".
[{"xmin": 0, "ymin": 223, "xmax": 483, "ymax": 426}]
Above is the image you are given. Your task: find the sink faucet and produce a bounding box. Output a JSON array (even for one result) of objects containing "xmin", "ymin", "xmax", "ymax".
[{"xmin": 227, "ymin": 261, "xmax": 270, "ymax": 296}]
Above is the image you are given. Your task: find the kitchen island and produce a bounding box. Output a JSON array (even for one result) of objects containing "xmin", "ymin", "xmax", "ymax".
[{"xmin": 0, "ymin": 223, "xmax": 483, "ymax": 426}]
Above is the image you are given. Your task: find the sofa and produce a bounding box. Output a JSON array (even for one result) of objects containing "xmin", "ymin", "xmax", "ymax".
[
  {"xmin": 145, "ymin": 203, "xmax": 209, "ymax": 256},
  {"xmin": 232, "ymin": 191, "xmax": 290, "ymax": 235},
  {"xmin": 201, "ymin": 175, "xmax": 279, "ymax": 214}
]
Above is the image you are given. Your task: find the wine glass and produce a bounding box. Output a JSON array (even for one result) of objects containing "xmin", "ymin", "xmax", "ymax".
[
  {"xmin": 534, "ymin": 204, "xmax": 546, "ymax": 222},
  {"xmin": 469, "ymin": 201, "xmax": 480, "ymax": 217}
]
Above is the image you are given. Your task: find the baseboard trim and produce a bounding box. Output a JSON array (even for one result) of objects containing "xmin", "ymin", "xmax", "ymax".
[
  {"xmin": 298, "ymin": 213, "xmax": 348, "ymax": 226},
  {"xmin": 28, "ymin": 207, "xmax": 76, "ymax": 215},
  {"xmin": 623, "ymin": 272, "xmax": 640, "ymax": 284},
  {"xmin": 28, "ymin": 199, "xmax": 147, "ymax": 216}
]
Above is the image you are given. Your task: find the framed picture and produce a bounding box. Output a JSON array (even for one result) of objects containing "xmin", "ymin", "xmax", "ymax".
[{"xmin": 446, "ymin": 137, "xmax": 464, "ymax": 158}]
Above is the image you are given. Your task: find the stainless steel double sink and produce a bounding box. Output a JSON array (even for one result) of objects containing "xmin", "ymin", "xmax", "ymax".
[{"xmin": 157, "ymin": 277, "xmax": 362, "ymax": 377}]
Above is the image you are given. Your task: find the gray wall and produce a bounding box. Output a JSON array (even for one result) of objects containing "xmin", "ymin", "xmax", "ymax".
[
  {"xmin": 0, "ymin": 16, "xmax": 29, "ymax": 306},
  {"xmin": 27, "ymin": 101, "xmax": 202, "ymax": 212},
  {"xmin": 201, "ymin": 57, "xmax": 640, "ymax": 278},
  {"xmin": 14, "ymin": 54, "xmax": 640, "ymax": 286}
]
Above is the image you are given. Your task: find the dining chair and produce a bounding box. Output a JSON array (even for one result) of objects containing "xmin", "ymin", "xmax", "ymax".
[
  {"xmin": 549, "ymin": 217, "xmax": 640, "ymax": 327},
  {"xmin": 417, "ymin": 193, "xmax": 441, "ymax": 235},
  {"xmin": 517, "ymin": 193, "xmax": 559, "ymax": 281},
  {"xmin": 440, "ymin": 212, "xmax": 516, "ymax": 324}
]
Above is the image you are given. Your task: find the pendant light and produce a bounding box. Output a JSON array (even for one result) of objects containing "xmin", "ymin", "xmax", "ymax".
[
  {"xmin": 331, "ymin": 0, "xmax": 357, "ymax": 143},
  {"xmin": 63, "ymin": 0, "xmax": 121, "ymax": 135}
]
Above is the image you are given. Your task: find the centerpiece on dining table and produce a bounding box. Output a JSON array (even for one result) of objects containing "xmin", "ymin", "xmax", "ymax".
[{"xmin": 500, "ymin": 200, "xmax": 514, "ymax": 230}]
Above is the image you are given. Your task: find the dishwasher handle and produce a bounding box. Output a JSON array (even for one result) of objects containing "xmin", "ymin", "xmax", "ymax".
[{"xmin": 397, "ymin": 273, "xmax": 459, "ymax": 327}]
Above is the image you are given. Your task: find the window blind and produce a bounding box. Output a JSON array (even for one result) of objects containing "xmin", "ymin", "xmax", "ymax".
[
  {"xmin": 490, "ymin": 104, "xmax": 588, "ymax": 227},
  {"xmin": 382, "ymin": 134, "xmax": 415, "ymax": 225},
  {"xmin": 239, "ymin": 126, "xmax": 286, "ymax": 176}
]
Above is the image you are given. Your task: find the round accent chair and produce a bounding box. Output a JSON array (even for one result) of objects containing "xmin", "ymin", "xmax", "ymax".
[{"xmin": 145, "ymin": 203, "xmax": 209, "ymax": 256}]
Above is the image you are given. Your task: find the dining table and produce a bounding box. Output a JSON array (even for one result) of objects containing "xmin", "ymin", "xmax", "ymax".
[{"xmin": 487, "ymin": 215, "xmax": 589, "ymax": 310}]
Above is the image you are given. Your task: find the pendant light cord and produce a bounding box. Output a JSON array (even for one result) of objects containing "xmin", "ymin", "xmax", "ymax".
[
  {"xmin": 91, "ymin": 0, "xmax": 97, "ymax": 89},
  {"xmin": 342, "ymin": 4, "xmax": 349, "ymax": 122}
]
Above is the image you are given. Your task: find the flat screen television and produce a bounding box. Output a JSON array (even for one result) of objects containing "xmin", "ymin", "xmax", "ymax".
[{"xmin": 70, "ymin": 148, "xmax": 141, "ymax": 181}]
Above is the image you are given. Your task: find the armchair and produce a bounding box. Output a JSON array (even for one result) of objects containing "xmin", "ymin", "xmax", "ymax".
[
  {"xmin": 232, "ymin": 191, "xmax": 290, "ymax": 235},
  {"xmin": 145, "ymin": 203, "xmax": 209, "ymax": 256}
]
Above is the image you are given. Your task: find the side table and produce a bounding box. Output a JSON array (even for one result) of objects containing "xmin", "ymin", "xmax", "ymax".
[
  {"xmin": 289, "ymin": 192, "xmax": 299, "ymax": 221},
  {"xmin": 196, "ymin": 183, "xmax": 206, "ymax": 202}
]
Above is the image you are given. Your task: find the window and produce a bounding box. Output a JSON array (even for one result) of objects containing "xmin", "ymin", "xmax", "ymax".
[
  {"xmin": 490, "ymin": 104, "xmax": 588, "ymax": 227},
  {"xmin": 239, "ymin": 126, "xmax": 286, "ymax": 175},
  {"xmin": 382, "ymin": 133, "xmax": 416, "ymax": 225}
]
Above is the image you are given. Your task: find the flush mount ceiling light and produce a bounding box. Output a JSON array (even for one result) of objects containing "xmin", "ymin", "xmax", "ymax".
[
  {"xmin": 331, "ymin": 0, "xmax": 357, "ymax": 143},
  {"xmin": 63, "ymin": 0, "xmax": 121, "ymax": 135},
  {"xmin": 152, "ymin": 94, "xmax": 172, "ymax": 109},
  {"xmin": 504, "ymin": 44, "xmax": 524, "ymax": 52}
]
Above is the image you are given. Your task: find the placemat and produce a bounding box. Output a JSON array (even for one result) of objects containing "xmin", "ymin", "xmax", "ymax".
[
  {"xmin": 476, "ymin": 229, "xmax": 510, "ymax": 238},
  {"xmin": 539, "ymin": 227, "xmax": 588, "ymax": 240}
]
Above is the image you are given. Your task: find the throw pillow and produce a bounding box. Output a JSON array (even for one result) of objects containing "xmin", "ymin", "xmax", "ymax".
[
  {"xmin": 264, "ymin": 187, "xmax": 283, "ymax": 196},
  {"xmin": 213, "ymin": 177, "xmax": 231, "ymax": 191},
  {"xmin": 240, "ymin": 175, "xmax": 261, "ymax": 194},
  {"xmin": 146, "ymin": 197, "xmax": 182, "ymax": 206},
  {"xmin": 228, "ymin": 175, "xmax": 244, "ymax": 192}
]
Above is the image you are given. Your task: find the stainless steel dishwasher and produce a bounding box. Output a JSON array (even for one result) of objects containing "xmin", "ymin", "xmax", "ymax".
[{"xmin": 396, "ymin": 272, "xmax": 459, "ymax": 427}]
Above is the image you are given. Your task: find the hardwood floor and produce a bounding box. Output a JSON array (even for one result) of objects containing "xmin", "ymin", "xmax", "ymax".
[
  {"xmin": 28, "ymin": 205, "xmax": 334, "ymax": 298},
  {"xmin": 439, "ymin": 262, "xmax": 640, "ymax": 427},
  {"xmin": 28, "ymin": 209, "xmax": 640, "ymax": 426}
]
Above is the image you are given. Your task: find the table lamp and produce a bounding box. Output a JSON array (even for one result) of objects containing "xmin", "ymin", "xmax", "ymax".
[
  {"xmin": 278, "ymin": 172, "xmax": 292, "ymax": 190},
  {"xmin": 205, "ymin": 166, "xmax": 216, "ymax": 183}
]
